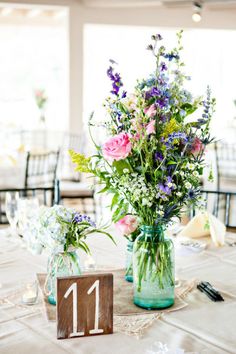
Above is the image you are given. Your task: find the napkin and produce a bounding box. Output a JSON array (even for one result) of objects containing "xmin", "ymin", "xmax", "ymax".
[{"xmin": 178, "ymin": 211, "xmax": 226, "ymax": 247}]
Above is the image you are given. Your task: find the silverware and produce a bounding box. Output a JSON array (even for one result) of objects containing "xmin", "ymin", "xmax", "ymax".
[{"xmin": 225, "ymin": 240, "xmax": 236, "ymax": 247}]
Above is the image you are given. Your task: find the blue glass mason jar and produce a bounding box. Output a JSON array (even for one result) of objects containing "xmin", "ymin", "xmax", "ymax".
[
  {"xmin": 125, "ymin": 240, "xmax": 134, "ymax": 282},
  {"xmin": 133, "ymin": 225, "xmax": 175, "ymax": 309},
  {"xmin": 45, "ymin": 248, "xmax": 81, "ymax": 305}
]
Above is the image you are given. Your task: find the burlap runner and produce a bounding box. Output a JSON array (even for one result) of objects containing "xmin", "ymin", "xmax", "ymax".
[{"xmin": 37, "ymin": 269, "xmax": 193, "ymax": 322}]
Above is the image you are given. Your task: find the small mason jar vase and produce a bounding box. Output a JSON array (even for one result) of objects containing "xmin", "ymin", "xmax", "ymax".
[
  {"xmin": 125, "ymin": 240, "xmax": 134, "ymax": 282},
  {"xmin": 133, "ymin": 225, "xmax": 175, "ymax": 310},
  {"xmin": 44, "ymin": 247, "xmax": 81, "ymax": 305}
]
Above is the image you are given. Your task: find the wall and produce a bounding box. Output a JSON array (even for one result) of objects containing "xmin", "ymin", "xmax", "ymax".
[{"xmin": 1, "ymin": 0, "xmax": 236, "ymax": 133}]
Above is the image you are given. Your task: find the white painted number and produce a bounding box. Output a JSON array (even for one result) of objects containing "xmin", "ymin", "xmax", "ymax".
[
  {"xmin": 64, "ymin": 282, "xmax": 84, "ymax": 337},
  {"xmin": 64, "ymin": 280, "xmax": 104, "ymax": 337},
  {"xmin": 87, "ymin": 280, "xmax": 104, "ymax": 334}
]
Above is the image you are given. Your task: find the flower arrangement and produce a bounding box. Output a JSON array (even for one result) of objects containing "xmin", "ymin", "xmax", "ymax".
[
  {"xmin": 30, "ymin": 205, "xmax": 114, "ymax": 253},
  {"xmin": 70, "ymin": 32, "xmax": 215, "ymax": 304},
  {"xmin": 70, "ymin": 31, "xmax": 215, "ymax": 232},
  {"xmin": 34, "ymin": 89, "xmax": 48, "ymax": 110}
]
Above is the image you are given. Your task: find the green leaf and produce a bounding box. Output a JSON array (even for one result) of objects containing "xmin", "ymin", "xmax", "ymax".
[
  {"xmin": 111, "ymin": 193, "xmax": 120, "ymax": 210},
  {"xmin": 112, "ymin": 160, "xmax": 131, "ymax": 175},
  {"xmin": 112, "ymin": 200, "xmax": 128, "ymax": 223},
  {"xmin": 98, "ymin": 185, "xmax": 110, "ymax": 194}
]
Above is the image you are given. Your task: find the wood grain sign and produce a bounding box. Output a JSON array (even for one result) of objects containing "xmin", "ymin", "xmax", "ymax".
[{"xmin": 56, "ymin": 273, "xmax": 113, "ymax": 339}]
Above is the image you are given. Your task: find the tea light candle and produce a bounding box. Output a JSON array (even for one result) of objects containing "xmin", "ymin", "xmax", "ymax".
[{"xmin": 22, "ymin": 282, "xmax": 38, "ymax": 305}]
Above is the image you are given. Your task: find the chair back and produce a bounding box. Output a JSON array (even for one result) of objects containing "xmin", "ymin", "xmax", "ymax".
[
  {"xmin": 0, "ymin": 181, "xmax": 60, "ymax": 224},
  {"xmin": 215, "ymin": 142, "xmax": 236, "ymax": 190},
  {"xmin": 25, "ymin": 150, "xmax": 59, "ymax": 188},
  {"xmin": 192, "ymin": 190, "xmax": 236, "ymax": 229},
  {"xmin": 59, "ymin": 133, "xmax": 85, "ymax": 182}
]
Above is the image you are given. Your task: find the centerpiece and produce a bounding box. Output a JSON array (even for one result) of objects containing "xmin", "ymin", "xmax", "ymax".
[
  {"xmin": 31, "ymin": 205, "xmax": 114, "ymax": 305},
  {"xmin": 70, "ymin": 31, "xmax": 215, "ymax": 309},
  {"xmin": 34, "ymin": 88, "xmax": 48, "ymax": 126}
]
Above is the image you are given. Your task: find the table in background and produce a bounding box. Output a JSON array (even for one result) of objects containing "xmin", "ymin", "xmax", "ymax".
[{"xmin": 0, "ymin": 230, "xmax": 236, "ymax": 354}]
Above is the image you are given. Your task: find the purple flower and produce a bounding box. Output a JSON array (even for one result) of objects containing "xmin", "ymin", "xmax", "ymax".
[
  {"xmin": 158, "ymin": 183, "xmax": 171, "ymax": 196},
  {"xmin": 160, "ymin": 62, "xmax": 167, "ymax": 71},
  {"xmin": 156, "ymin": 97, "xmax": 169, "ymax": 109},
  {"xmin": 145, "ymin": 87, "xmax": 161, "ymax": 100},
  {"xmin": 73, "ymin": 213, "xmax": 96, "ymax": 228},
  {"xmin": 146, "ymin": 44, "xmax": 154, "ymax": 51},
  {"xmin": 107, "ymin": 65, "xmax": 124, "ymax": 96},
  {"xmin": 155, "ymin": 151, "xmax": 164, "ymax": 161},
  {"xmin": 151, "ymin": 34, "xmax": 163, "ymax": 41}
]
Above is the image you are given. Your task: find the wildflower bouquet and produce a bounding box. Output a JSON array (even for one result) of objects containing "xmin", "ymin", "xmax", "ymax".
[
  {"xmin": 70, "ymin": 32, "xmax": 215, "ymax": 301},
  {"xmin": 71, "ymin": 31, "xmax": 214, "ymax": 230}
]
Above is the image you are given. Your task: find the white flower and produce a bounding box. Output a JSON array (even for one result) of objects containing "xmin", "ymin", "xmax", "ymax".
[
  {"xmin": 180, "ymin": 171, "xmax": 185, "ymax": 177},
  {"xmin": 185, "ymin": 181, "xmax": 192, "ymax": 189},
  {"xmin": 142, "ymin": 198, "xmax": 148, "ymax": 206},
  {"xmin": 157, "ymin": 210, "xmax": 164, "ymax": 216},
  {"xmin": 167, "ymin": 182, "xmax": 173, "ymax": 188},
  {"xmin": 193, "ymin": 170, "xmax": 199, "ymax": 177},
  {"xmin": 176, "ymin": 191, "xmax": 182, "ymax": 197},
  {"xmin": 186, "ymin": 163, "xmax": 195, "ymax": 170}
]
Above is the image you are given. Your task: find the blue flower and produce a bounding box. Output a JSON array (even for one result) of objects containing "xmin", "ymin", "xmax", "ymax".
[{"xmin": 163, "ymin": 53, "xmax": 180, "ymax": 61}]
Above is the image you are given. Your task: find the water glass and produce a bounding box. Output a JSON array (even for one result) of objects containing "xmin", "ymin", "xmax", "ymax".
[{"xmin": 5, "ymin": 192, "xmax": 19, "ymax": 237}]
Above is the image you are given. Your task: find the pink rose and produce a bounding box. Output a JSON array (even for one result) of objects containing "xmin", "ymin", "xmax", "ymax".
[
  {"xmin": 102, "ymin": 132, "xmax": 132, "ymax": 162},
  {"xmin": 191, "ymin": 137, "xmax": 203, "ymax": 156},
  {"xmin": 115, "ymin": 215, "xmax": 138, "ymax": 235},
  {"xmin": 146, "ymin": 119, "xmax": 156, "ymax": 135},
  {"xmin": 144, "ymin": 104, "xmax": 156, "ymax": 118}
]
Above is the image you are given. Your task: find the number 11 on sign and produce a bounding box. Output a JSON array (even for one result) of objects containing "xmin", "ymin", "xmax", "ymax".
[
  {"xmin": 64, "ymin": 280, "xmax": 104, "ymax": 337},
  {"xmin": 87, "ymin": 280, "xmax": 104, "ymax": 334}
]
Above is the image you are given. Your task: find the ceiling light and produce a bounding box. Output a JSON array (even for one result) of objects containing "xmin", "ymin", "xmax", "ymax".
[{"xmin": 192, "ymin": 2, "xmax": 202, "ymax": 23}]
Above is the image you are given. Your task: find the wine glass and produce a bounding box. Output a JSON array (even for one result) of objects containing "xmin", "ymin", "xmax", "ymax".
[{"xmin": 5, "ymin": 192, "xmax": 20, "ymax": 238}]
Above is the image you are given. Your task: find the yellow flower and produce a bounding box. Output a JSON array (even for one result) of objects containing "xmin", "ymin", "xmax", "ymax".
[
  {"xmin": 69, "ymin": 150, "xmax": 91, "ymax": 173},
  {"xmin": 162, "ymin": 118, "xmax": 180, "ymax": 138}
]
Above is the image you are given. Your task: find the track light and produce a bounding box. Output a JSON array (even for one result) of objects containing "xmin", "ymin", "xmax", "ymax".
[{"xmin": 192, "ymin": 2, "xmax": 202, "ymax": 23}]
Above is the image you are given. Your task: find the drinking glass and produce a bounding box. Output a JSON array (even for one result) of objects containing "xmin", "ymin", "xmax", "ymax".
[
  {"xmin": 17, "ymin": 197, "xmax": 39, "ymax": 237},
  {"xmin": 5, "ymin": 192, "xmax": 19, "ymax": 238}
]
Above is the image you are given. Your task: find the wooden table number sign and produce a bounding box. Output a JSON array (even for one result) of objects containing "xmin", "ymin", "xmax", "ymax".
[{"xmin": 56, "ymin": 273, "xmax": 113, "ymax": 339}]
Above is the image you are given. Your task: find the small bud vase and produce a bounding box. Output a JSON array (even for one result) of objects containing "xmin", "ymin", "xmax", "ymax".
[
  {"xmin": 125, "ymin": 240, "xmax": 134, "ymax": 282},
  {"xmin": 133, "ymin": 225, "xmax": 175, "ymax": 309},
  {"xmin": 44, "ymin": 247, "xmax": 81, "ymax": 305}
]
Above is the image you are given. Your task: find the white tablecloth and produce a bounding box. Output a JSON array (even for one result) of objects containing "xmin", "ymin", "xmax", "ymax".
[{"xmin": 0, "ymin": 230, "xmax": 236, "ymax": 354}]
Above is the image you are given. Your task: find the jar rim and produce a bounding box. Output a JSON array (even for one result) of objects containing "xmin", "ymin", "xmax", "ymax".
[{"xmin": 140, "ymin": 225, "xmax": 164, "ymax": 232}]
